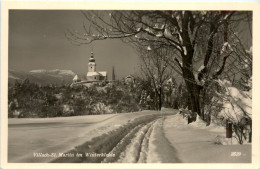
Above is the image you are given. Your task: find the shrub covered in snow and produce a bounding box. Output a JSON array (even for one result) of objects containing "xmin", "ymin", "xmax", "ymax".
[
  {"xmin": 203, "ymin": 78, "xmax": 252, "ymax": 144},
  {"xmin": 217, "ymin": 79, "xmax": 252, "ymax": 123},
  {"xmin": 92, "ymin": 103, "xmax": 113, "ymax": 114}
]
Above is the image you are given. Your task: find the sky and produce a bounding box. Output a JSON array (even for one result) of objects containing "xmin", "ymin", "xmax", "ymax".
[
  {"xmin": 8, "ymin": 10, "xmax": 252, "ymax": 82},
  {"xmin": 8, "ymin": 10, "xmax": 140, "ymax": 80}
]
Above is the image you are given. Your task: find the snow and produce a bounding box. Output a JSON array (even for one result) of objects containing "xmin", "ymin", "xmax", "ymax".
[
  {"xmin": 163, "ymin": 28, "xmax": 172, "ymax": 38},
  {"xmin": 9, "ymin": 108, "xmax": 252, "ymax": 163},
  {"xmin": 98, "ymin": 71, "xmax": 107, "ymax": 77},
  {"xmin": 201, "ymin": 11, "xmax": 207, "ymax": 15},
  {"xmin": 219, "ymin": 87, "xmax": 252, "ymax": 121},
  {"xmin": 138, "ymin": 123, "xmax": 154, "ymax": 163},
  {"xmin": 178, "ymin": 32, "xmax": 183, "ymax": 43},
  {"xmin": 164, "ymin": 113, "xmax": 188, "ymax": 129},
  {"xmin": 246, "ymin": 46, "xmax": 252, "ymax": 54},
  {"xmin": 183, "ymin": 46, "xmax": 187, "ymax": 55},
  {"xmin": 189, "ymin": 115, "xmax": 207, "ymax": 128},
  {"xmin": 221, "ymin": 42, "xmax": 233, "ymax": 54},
  {"xmin": 29, "ymin": 69, "xmax": 47, "ymax": 73},
  {"xmin": 50, "ymin": 69, "xmax": 75, "ymax": 76},
  {"xmin": 30, "ymin": 69, "xmax": 75, "ymax": 76},
  {"xmin": 146, "ymin": 118, "xmax": 181, "ymax": 163},
  {"xmin": 9, "ymin": 110, "xmax": 163, "ymax": 163},
  {"xmin": 198, "ymin": 65, "xmax": 205, "ymax": 72},
  {"xmin": 216, "ymin": 80, "xmax": 252, "ymax": 123},
  {"xmin": 176, "ymin": 15, "xmax": 180, "ymax": 21},
  {"xmin": 163, "ymin": 114, "xmax": 251, "ymax": 162},
  {"xmin": 179, "ymin": 60, "xmax": 183, "ymax": 67},
  {"xmin": 153, "ymin": 23, "xmax": 164, "ymax": 29},
  {"xmin": 146, "ymin": 120, "xmax": 164, "ymax": 162},
  {"xmin": 166, "ymin": 78, "xmax": 173, "ymax": 85},
  {"xmin": 156, "ymin": 32, "xmax": 163, "ymax": 37},
  {"xmin": 9, "ymin": 74, "xmax": 20, "ymax": 80},
  {"xmin": 117, "ymin": 122, "xmax": 153, "ymax": 163},
  {"xmin": 144, "ymin": 27, "xmax": 153, "ymax": 33},
  {"xmin": 73, "ymin": 75, "xmax": 80, "ymax": 81},
  {"xmin": 86, "ymin": 71, "xmax": 100, "ymax": 76},
  {"xmin": 223, "ymin": 13, "xmax": 229, "ymax": 19},
  {"xmin": 103, "ymin": 125, "xmax": 142, "ymax": 163},
  {"xmin": 194, "ymin": 65, "xmax": 206, "ymax": 85},
  {"xmin": 136, "ymin": 27, "xmax": 141, "ymax": 32}
]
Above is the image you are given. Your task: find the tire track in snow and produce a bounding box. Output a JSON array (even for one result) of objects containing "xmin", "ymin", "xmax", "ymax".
[
  {"xmin": 102, "ymin": 124, "xmax": 142, "ymax": 163},
  {"xmin": 137, "ymin": 120, "xmax": 154, "ymax": 163},
  {"xmin": 115, "ymin": 116, "xmax": 181, "ymax": 163},
  {"xmin": 117, "ymin": 120, "xmax": 156, "ymax": 163}
]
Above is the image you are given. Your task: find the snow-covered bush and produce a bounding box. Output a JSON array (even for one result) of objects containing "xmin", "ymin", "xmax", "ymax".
[
  {"xmin": 205, "ymin": 79, "xmax": 252, "ymax": 144},
  {"xmin": 62, "ymin": 104, "xmax": 75, "ymax": 116},
  {"xmin": 92, "ymin": 102, "xmax": 113, "ymax": 114},
  {"xmin": 217, "ymin": 79, "xmax": 252, "ymax": 122}
]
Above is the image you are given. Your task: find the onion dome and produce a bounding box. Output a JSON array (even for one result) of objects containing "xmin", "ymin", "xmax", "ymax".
[{"xmin": 89, "ymin": 51, "xmax": 95, "ymax": 62}]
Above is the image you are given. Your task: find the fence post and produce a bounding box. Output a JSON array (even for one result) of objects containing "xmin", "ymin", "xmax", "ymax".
[{"xmin": 226, "ymin": 120, "xmax": 232, "ymax": 138}]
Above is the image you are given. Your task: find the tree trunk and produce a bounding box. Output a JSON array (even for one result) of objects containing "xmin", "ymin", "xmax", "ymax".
[
  {"xmin": 180, "ymin": 12, "xmax": 202, "ymax": 122},
  {"xmin": 158, "ymin": 87, "xmax": 162, "ymax": 111},
  {"xmin": 182, "ymin": 55, "xmax": 201, "ymax": 123}
]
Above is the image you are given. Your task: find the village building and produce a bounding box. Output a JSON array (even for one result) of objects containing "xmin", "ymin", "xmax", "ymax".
[
  {"xmin": 72, "ymin": 75, "xmax": 81, "ymax": 83},
  {"xmin": 125, "ymin": 75, "xmax": 135, "ymax": 84}
]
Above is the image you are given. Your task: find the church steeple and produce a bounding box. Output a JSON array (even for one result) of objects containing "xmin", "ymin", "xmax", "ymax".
[
  {"xmin": 89, "ymin": 51, "xmax": 95, "ymax": 62},
  {"xmin": 112, "ymin": 66, "xmax": 115, "ymax": 81},
  {"xmin": 88, "ymin": 51, "xmax": 96, "ymax": 72}
]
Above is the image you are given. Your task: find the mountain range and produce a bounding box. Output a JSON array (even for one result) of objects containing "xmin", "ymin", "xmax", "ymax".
[{"xmin": 8, "ymin": 69, "xmax": 76, "ymax": 86}]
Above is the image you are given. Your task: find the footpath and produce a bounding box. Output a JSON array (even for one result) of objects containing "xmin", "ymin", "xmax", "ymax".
[{"xmin": 162, "ymin": 113, "xmax": 251, "ymax": 163}]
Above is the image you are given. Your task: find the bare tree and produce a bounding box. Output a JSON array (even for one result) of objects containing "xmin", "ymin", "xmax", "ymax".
[
  {"xmin": 66, "ymin": 10, "xmax": 251, "ymax": 122},
  {"xmin": 138, "ymin": 46, "xmax": 172, "ymax": 110}
]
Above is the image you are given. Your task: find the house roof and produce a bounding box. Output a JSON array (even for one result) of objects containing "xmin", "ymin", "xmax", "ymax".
[
  {"xmin": 98, "ymin": 71, "xmax": 107, "ymax": 77},
  {"xmin": 87, "ymin": 71, "xmax": 107, "ymax": 77},
  {"xmin": 125, "ymin": 75, "xmax": 134, "ymax": 79},
  {"xmin": 73, "ymin": 75, "xmax": 80, "ymax": 81},
  {"xmin": 87, "ymin": 72, "xmax": 100, "ymax": 76}
]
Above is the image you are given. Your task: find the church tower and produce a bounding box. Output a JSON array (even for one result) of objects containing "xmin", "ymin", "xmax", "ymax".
[{"xmin": 88, "ymin": 51, "xmax": 96, "ymax": 72}]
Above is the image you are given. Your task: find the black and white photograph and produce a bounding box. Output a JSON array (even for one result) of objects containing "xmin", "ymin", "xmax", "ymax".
[{"xmin": 1, "ymin": 2, "xmax": 260, "ymax": 168}]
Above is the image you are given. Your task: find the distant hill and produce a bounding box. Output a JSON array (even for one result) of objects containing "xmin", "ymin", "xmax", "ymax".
[{"xmin": 8, "ymin": 69, "xmax": 76, "ymax": 86}]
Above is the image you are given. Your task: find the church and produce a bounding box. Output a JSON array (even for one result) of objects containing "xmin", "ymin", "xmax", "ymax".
[
  {"xmin": 72, "ymin": 51, "xmax": 107, "ymax": 85},
  {"xmin": 86, "ymin": 52, "xmax": 107, "ymax": 81}
]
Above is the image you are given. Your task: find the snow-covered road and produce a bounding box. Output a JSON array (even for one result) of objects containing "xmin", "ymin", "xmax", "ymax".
[
  {"xmin": 8, "ymin": 110, "xmax": 163, "ymax": 163},
  {"xmin": 8, "ymin": 109, "xmax": 251, "ymax": 163}
]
